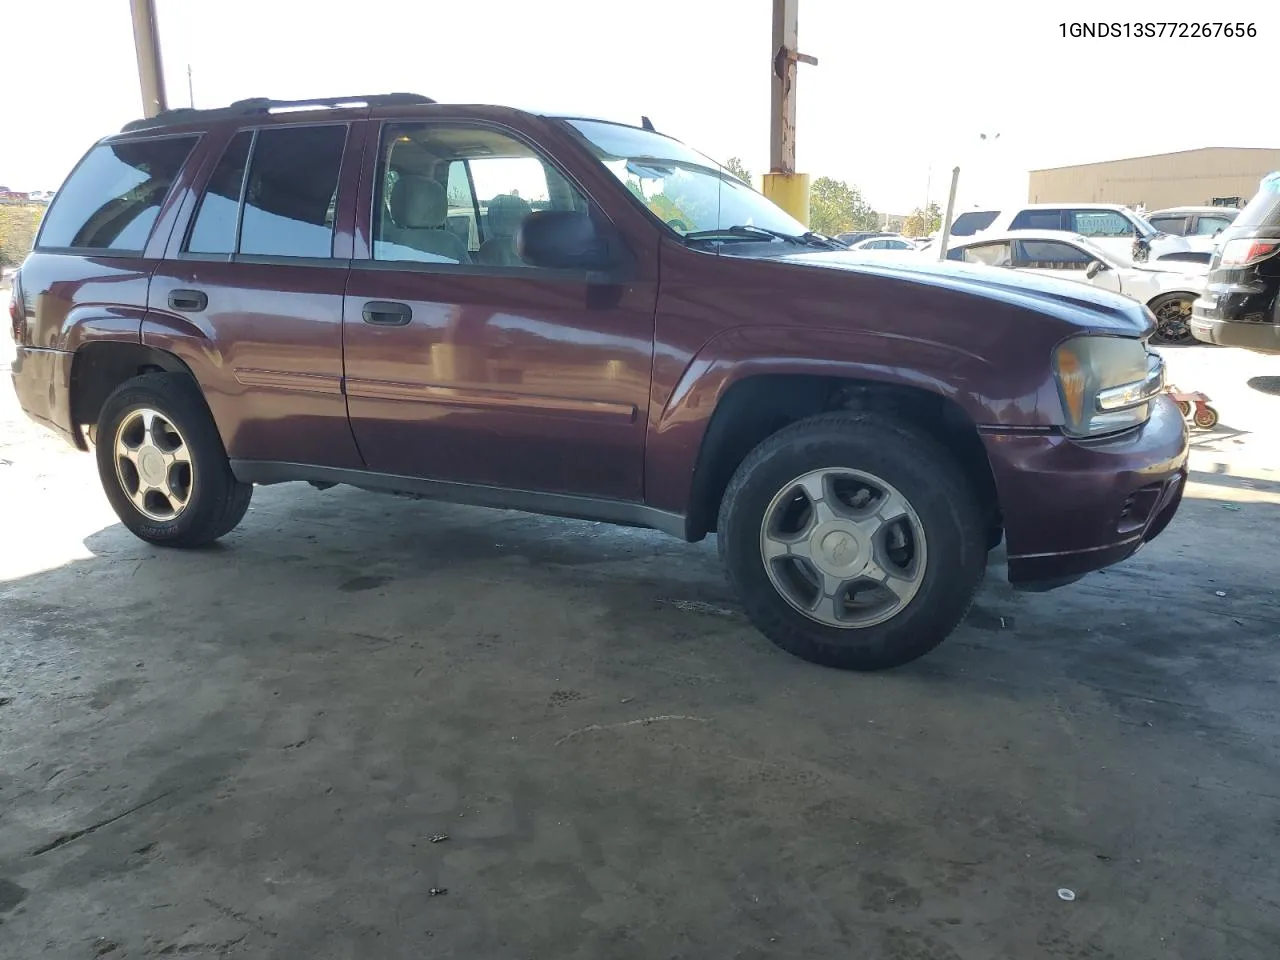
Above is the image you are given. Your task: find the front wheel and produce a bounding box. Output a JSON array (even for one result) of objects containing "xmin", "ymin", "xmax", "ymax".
[
  {"xmin": 95, "ymin": 372, "xmax": 252, "ymax": 547},
  {"xmin": 1193, "ymin": 405, "xmax": 1219, "ymax": 430},
  {"xmin": 717, "ymin": 412, "xmax": 987, "ymax": 671},
  {"xmin": 1148, "ymin": 293, "xmax": 1195, "ymax": 346}
]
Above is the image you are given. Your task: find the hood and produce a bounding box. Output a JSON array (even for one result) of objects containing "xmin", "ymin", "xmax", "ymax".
[{"xmin": 775, "ymin": 250, "xmax": 1152, "ymax": 336}]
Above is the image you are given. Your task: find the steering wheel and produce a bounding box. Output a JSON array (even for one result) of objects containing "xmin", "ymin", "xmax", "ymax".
[{"xmin": 666, "ymin": 218, "xmax": 689, "ymax": 233}]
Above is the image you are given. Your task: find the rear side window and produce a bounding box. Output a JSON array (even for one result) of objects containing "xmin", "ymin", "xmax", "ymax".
[
  {"xmin": 38, "ymin": 136, "xmax": 197, "ymax": 252},
  {"xmin": 238, "ymin": 125, "xmax": 347, "ymax": 258},
  {"xmin": 186, "ymin": 131, "xmax": 252, "ymax": 255},
  {"xmin": 1010, "ymin": 209, "xmax": 1064, "ymax": 230},
  {"xmin": 1148, "ymin": 215, "xmax": 1188, "ymax": 236},
  {"xmin": 950, "ymin": 211, "xmax": 998, "ymax": 236},
  {"xmin": 947, "ymin": 241, "xmax": 1011, "ymax": 265}
]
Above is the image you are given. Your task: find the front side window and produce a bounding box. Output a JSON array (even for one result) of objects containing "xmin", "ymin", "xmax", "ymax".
[
  {"xmin": 38, "ymin": 135, "xmax": 197, "ymax": 252},
  {"xmin": 238, "ymin": 125, "xmax": 346, "ymax": 258},
  {"xmin": 564, "ymin": 119, "xmax": 808, "ymax": 239},
  {"xmin": 373, "ymin": 122, "xmax": 588, "ymax": 268},
  {"xmin": 1014, "ymin": 239, "xmax": 1093, "ymax": 269},
  {"xmin": 1071, "ymin": 210, "xmax": 1133, "ymax": 237}
]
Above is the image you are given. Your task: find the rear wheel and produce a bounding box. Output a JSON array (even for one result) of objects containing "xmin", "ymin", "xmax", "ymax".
[
  {"xmin": 95, "ymin": 373, "xmax": 252, "ymax": 547},
  {"xmin": 717, "ymin": 412, "xmax": 987, "ymax": 670},
  {"xmin": 1193, "ymin": 404, "xmax": 1219, "ymax": 430},
  {"xmin": 1148, "ymin": 293, "xmax": 1195, "ymax": 346}
]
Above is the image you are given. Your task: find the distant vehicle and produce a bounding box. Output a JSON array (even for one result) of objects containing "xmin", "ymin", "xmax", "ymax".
[
  {"xmin": 1147, "ymin": 206, "xmax": 1238, "ymax": 238},
  {"xmin": 1191, "ymin": 172, "xmax": 1280, "ymax": 353},
  {"xmin": 25, "ymin": 190, "xmax": 56, "ymax": 203},
  {"xmin": 845, "ymin": 234, "xmax": 918, "ymax": 251},
  {"xmin": 835, "ymin": 230, "xmax": 896, "ymax": 246},
  {"xmin": 944, "ymin": 229, "xmax": 1207, "ymax": 345},
  {"xmin": 946, "ymin": 203, "xmax": 1213, "ymax": 265}
]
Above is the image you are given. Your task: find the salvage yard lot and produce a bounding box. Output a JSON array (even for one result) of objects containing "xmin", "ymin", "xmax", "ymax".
[{"xmin": 3, "ymin": 336, "xmax": 1280, "ymax": 959}]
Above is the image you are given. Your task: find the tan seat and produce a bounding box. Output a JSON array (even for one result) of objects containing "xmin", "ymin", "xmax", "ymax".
[{"xmin": 383, "ymin": 176, "xmax": 469, "ymax": 263}]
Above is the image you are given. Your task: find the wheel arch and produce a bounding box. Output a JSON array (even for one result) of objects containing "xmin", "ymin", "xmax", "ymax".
[
  {"xmin": 682, "ymin": 372, "xmax": 1002, "ymax": 546},
  {"xmin": 70, "ymin": 340, "xmax": 204, "ymax": 447}
]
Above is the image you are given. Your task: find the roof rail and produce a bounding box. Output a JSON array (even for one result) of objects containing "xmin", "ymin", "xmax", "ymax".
[{"xmin": 120, "ymin": 93, "xmax": 435, "ymax": 132}]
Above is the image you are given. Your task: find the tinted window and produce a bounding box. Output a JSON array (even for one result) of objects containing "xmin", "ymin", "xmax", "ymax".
[
  {"xmin": 1148, "ymin": 215, "xmax": 1188, "ymax": 236},
  {"xmin": 38, "ymin": 136, "xmax": 197, "ymax": 251},
  {"xmin": 950, "ymin": 211, "xmax": 998, "ymax": 236},
  {"xmin": 239, "ymin": 125, "xmax": 346, "ymax": 258},
  {"xmin": 1233, "ymin": 175, "xmax": 1280, "ymax": 229},
  {"xmin": 1010, "ymin": 209, "xmax": 1064, "ymax": 230},
  {"xmin": 1014, "ymin": 239, "xmax": 1093, "ymax": 268},
  {"xmin": 1071, "ymin": 210, "xmax": 1132, "ymax": 237},
  {"xmin": 185, "ymin": 131, "xmax": 252, "ymax": 255},
  {"xmin": 374, "ymin": 123, "xmax": 589, "ymax": 268}
]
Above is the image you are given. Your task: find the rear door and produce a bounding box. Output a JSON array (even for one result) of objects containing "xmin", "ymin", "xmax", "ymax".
[
  {"xmin": 148, "ymin": 120, "xmax": 365, "ymax": 469},
  {"xmin": 341, "ymin": 117, "xmax": 658, "ymax": 500}
]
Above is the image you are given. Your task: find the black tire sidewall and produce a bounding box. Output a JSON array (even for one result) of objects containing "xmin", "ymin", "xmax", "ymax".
[
  {"xmin": 1149, "ymin": 294, "xmax": 1193, "ymax": 345},
  {"xmin": 95, "ymin": 374, "xmax": 241, "ymax": 546},
  {"xmin": 719, "ymin": 415, "xmax": 986, "ymax": 670}
]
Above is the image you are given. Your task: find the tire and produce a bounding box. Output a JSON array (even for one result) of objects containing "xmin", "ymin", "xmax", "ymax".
[
  {"xmin": 1193, "ymin": 405, "xmax": 1219, "ymax": 430},
  {"xmin": 1175, "ymin": 400, "xmax": 1192, "ymax": 418},
  {"xmin": 95, "ymin": 372, "xmax": 252, "ymax": 547},
  {"xmin": 1148, "ymin": 293, "xmax": 1195, "ymax": 346},
  {"xmin": 717, "ymin": 412, "xmax": 987, "ymax": 671}
]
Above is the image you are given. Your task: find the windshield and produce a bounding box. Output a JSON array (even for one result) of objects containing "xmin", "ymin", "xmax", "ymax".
[
  {"xmin": 1233, "ymin": 172, "xmax": 1280, "ymax": 229},
  {"xmin": 562, "ymin": 119, "xmax": 809, "ymax": 239}
]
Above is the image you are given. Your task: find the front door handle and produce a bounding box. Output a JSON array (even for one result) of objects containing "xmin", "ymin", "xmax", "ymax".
[
  {"xmin": 362, "ymin": 301, "xmax": 413, "ymax": 326},
  {"xmin": 168, "ymin": 289, "xmax": 208, "ymax": 312}
]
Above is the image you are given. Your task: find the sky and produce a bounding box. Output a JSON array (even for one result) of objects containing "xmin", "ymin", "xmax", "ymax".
[{"xmin": 4, "ymin": 0, "xmax": 1277, "ymax": 214}]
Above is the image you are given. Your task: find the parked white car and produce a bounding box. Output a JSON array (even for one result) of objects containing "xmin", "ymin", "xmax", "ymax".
[
  {"xmin": 941, "ymin": 229, "xmax": 1207, "ymax": 344},
  {"xmin": 845, "ymin": 234, "xmax": 918, "ymax": 251},
  {"xmin": 940, "ymin": 203, "xmax": 1213, "ymax": 266},
  {"xmin": 1146, "ymin": 205, "xmax": 1239, "ymax": 238}
]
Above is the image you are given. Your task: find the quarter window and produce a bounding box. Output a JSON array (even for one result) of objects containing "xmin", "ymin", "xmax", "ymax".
[
  {"xmin": 37, "ymin": 136, "xmax": 197, "ymax": 252},
  {"xmin": 1010, "ymin": 209, "xmax": 1065, "ymax": 230},
  {"xmin": 373, "ymin": 123, "xmax": 588, "ymax": 268},
  {"xmin": 238, "ymin": 125, "xmax": 346, "ymax": 258}
]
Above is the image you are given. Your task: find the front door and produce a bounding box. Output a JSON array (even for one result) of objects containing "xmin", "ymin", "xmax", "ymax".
[
  {"xmin": 1011, "ymin": 239, "xmax": 1122, "ymax": 295},
  {"xmin": 342, "ymin": 119, "xmax": 657, "ymax": 500},
  {"xmin": 149, "ymin": 121, "xmax": 364, "ymax": 469}
]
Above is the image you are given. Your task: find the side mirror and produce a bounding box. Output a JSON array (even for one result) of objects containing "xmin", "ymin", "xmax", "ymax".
[
  {"xmin": 515, "ymin": 211, "xmax": 618, "ymax": 272},
  {"xmin": 1085, "ymin": 260, "xmax": 1106, "ymax": 279}
]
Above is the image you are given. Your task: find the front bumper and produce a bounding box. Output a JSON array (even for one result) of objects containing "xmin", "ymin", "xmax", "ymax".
[
  {"xmin": 10, "ymin": 345, "xmax": 79, "ymax": 447},
  {"xmin": 983, "ymin": 394, "xmax": 1189, "ymax": 587}
]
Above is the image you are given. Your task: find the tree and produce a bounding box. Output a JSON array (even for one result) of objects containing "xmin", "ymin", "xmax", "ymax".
[
  {"xmin": 723, "ymin": 157, "xmax": 752, "ymax": 186},
  {"xmin": 808, "ymin": 177, "xmax": 878, "ymax": 235},
  {"xmin": 901, "ymin": 202, "xmax": 942, "ymax": 238}
]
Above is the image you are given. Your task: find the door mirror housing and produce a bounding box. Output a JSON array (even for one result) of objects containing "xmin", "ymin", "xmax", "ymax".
[
  {"xmin": 1085, "ymin": 260, "xmax": 1107, "ymax": 279},
  {"xmin": 515, "ymin": 211, "xmax": 619, "ymax": 272}
]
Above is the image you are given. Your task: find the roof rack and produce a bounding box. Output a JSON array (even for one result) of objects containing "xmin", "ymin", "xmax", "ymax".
[{"xmin": 120, "ymin": 93, "xmax": 435, "ymax": 132}]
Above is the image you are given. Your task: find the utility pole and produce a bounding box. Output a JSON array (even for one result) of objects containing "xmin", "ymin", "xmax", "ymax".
[
  {"xmin": 187, "ymin": 64, "xmax": 194, "ymax": 109},
  {"xmin": 762, "ymin": 0, "xmax": 817, "ymax": 226},
  {"xmin": 129, "ymin": 0, "xmax": 168, "ymax": 118}
]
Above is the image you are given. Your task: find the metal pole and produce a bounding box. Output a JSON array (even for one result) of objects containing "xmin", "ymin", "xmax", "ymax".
[
  {"xmin": 936, "ymin": 167, "xmax": 960, "ymax": 262},
  {"xmin": 761, "ymin": 0, "xmax": 816, "ymax": 225},
  {"xmin": 129, "ymin": 0, "xmax": 168, "ymax": 118},
  {"xmin": 187, "ymin": 64, "xmax": 194, "ymax": 109}
]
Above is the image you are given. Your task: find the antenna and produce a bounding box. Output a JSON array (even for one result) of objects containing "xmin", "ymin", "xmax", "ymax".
[{"xmin": 641, "ymin": 116, "xmax": 656, "ymax": 132}]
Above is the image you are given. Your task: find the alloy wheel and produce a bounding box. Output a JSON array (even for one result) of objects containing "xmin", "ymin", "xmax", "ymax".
[
  {"xmin": 759, "ymin": 467, "xmax": 927, "ymax": 629},
  {"xmin": 113, "ymin": 408, "xmax": 194, "ymax": 521}
]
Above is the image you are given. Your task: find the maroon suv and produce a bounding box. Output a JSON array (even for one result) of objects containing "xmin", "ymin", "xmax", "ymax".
[{"xmin": 9, "ymin": 94, "xmax": 1188, "ymax": 670}]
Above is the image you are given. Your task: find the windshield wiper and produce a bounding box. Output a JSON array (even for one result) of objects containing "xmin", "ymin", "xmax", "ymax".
[{"xmin": 683, "ymin": 224, "xmax": 839, "ymax": 248}]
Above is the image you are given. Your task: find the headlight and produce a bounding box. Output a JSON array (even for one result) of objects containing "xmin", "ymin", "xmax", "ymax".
[{"xmin": 1053, "ymin": 335, "xmax": 1164, "ymax": 437}]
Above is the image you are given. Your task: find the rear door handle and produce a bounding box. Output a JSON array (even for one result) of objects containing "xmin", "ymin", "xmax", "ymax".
[
  {"xmin": 362, "ymin": 301, "xmax": 413, "ymax": 326},
  {"xmin": 168, "ymin": 289, "xmax": 208, "ymax": 312}
]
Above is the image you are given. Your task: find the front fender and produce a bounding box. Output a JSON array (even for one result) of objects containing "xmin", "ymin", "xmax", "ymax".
[{"xmin": 643, "ymin": 324, "xmax": 1058, "ymax": 516}]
